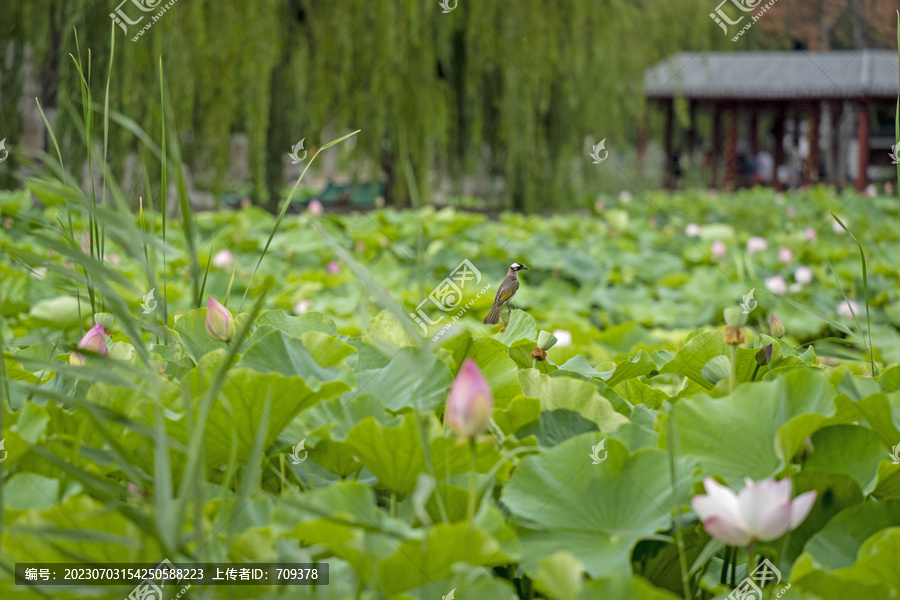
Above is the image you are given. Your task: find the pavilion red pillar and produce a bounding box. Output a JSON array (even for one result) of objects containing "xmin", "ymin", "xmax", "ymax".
[
  {"xmin": 710, "ymin": 103, "xmax": 722, "ymax": 189},
  {"xmin": 773, "ymin": 112, "xmax": 785, "ymax": 191},
  {"xmin": 724, "ymin": 104, "xmax": 738, "ymax": 190},
  {"xmin": 855, "ymin": 100, "xmax": 869, "ymax": 192},
  {"xmin": 663, "ymin": 99, "xmax": 674, "ymax": 189}
]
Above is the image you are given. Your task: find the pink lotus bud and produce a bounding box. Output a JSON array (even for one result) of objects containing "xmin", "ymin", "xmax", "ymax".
[
  {"xmin": 213, "ymin": 249, "xmax": 234, "ymax": 269},
  {"xmin": 327, "ymin": 261, "xmax": 341, "ymax": 274},
  {"xmin": 692, "ymin": 477, "xmax": 816, "ymax": 547},
  {"xmin": 685, "ymin": 223, "xmax": 701, "ymax": 236},
  {"xmin": 795, "ymin": 266, "xmax": 813, "ymax": 285},
  {"xmin": 770, "ymin": 315, "xmax": 785, "ymax": 338},
  {"xmin": 765, "ymin": 275, "xmax": 787, "ymax": 296},
  {"xmin": 445, "ymin": 358, "xmax": 494, "ymax": 439},
  {"xmin": 711, "ymin": 240, "xmax": 727, "ymax": 258},
  {"xmin": 778, "ymin": 247, "xmax": 793, "ymax": 263},
  {"xmin": 864, "ymin": 184, "xmax": 877, "ymax": 198},
  {"xmin": 746, "ymin": 236, "xmax": 768, "ymax": 254},
  {"xmin": 308, "ymin": 199, "xmax": 324, "ymax": 216},
  {"xmin": 205, "ymin": 297, "xmax": 235, "ymax": 342},
  {"xmin": 69, "ymin": 323, "xmax": 109, "ymax": 366},
  {"xmin": 804, "ymin": 227, "xmax": 817, "ymax": 242}
]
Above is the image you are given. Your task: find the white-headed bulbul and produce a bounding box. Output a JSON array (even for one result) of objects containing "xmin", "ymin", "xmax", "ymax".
[{"xmin": 483, "ymin": 262, "xmax": 528, "ymax": 325}]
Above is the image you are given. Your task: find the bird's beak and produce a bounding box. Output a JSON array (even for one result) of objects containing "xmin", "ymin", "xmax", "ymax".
[{"xmin": 521, "ymin": 266, "xmax": 529, "ymax": 270}]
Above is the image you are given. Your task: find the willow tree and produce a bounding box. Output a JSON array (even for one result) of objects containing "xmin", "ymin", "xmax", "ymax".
[{"xmin": 2, "ymin": 0, "xmax": 724, "ymax": 212}]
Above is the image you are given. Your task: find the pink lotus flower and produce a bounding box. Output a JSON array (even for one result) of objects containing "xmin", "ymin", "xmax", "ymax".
[
  {"xmin": 765, "ymin": 275, "xmax": 787, "ymax": 296},
  {"xmin": 795, "ymin": 266, "xmax": 813, "ymax": 285},
  {"xmin": 69, "ymin": 323, "xmax": 109, "ymax": 366},
  {"xmin": 552, "ymin": 329, "xmax": 573, "ymax": 348},
  {"xmin": 293, "ymin": 299, "xmax": 312, "ymax": 315},
  {"xmin": 205, "ymin": 297, "xmax": 235, "ymax": 342},
  {"xmin": 838, "ymin": 299, "xmax": 860, "ymax": 319},
  {"xmin": 804, "ymin": 227, "xmax": 817, "ymax": 242},
  {"xmin": 832, "ymin": 220, "xmax": 846, "ymax": 234},
  {"xmin": 691, "ymin": 477, "xmax": 817, "ymax": 547},
  {"xmin": 711, "ymin": 240, "xmax": 727, "ymax": 258},
  {"xmin": 685, "ymin": 223, "xmax": 701, "ymax": 237},
  {"xmin": 213, "ymin": 249, "xmax": 233, "ymax": 269},
  {"xmin": 308, "ymin": 199, "xmax": 324, "ymax": 216},
  {"xmin": 746, "ymin": 236, "xmax": 767, "ymax": 254},
  {"xmin": 327, "ymin": 261, "xmax": 341, "ymax": 274},
  {"xmin": 885, "ymin": 182, "xmax": 894, "ymax": 195},
  {"xmin": 864, "ymin": 184, "xmax": 877, "ymax": 198},
  {"xmin": 445, "ymin": 358, "xmax": 494, "ymax": 439},
  {"xmin": 777, "ymin": 247, "xmax": 793, "ymax": 263}
]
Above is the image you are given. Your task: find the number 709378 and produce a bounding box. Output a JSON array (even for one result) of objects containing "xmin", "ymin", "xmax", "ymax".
[{"xmin": 276, "ymin": 568, "xmax": 318, "ymax": 580}]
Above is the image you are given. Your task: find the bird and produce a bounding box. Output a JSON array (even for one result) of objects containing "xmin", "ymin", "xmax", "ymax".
[{"xmin": 483, "ymin": 262, "xmax": 528, "ymax": 325}]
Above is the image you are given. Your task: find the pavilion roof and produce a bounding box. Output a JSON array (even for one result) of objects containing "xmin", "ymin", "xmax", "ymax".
[{"xmin": 644, "ymin": 50, "xmax": 899, "ymax": 101}]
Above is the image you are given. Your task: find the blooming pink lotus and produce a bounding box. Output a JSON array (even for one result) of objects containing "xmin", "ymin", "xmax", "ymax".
[
  {"xmin": 308, "ymin": 199, "xmax": 324, "ymax": 216},
  {"xmin": 69, "ymin": 323, "xmax": 109, "ymax": 366},
  {"xmin": 327, "ymin": 261, "xmax": 341, "ymax": 274},
  {"xmin": 445, "ymin": 358, "xmax": 494, "ymax": 440},
  {"xmin": 804, "ymin": 227, "xmax": 817, "ymax": 242},
  {"xmin": 691, "ymin": 477, "xmax": 816, "ymax": 547},
  {"xmin": 711, "ymin": 240, "xmax": 727, "ymax": 258},
  {"xmin": 794, "ymin": 266, "xmax": 813, "ymax": 285},
  {"xmin": 837, "ymin": 299, "xmax": 860, "ymax": 319},
  {"xmin": 213, "ymin": 249, "xmax": 234, "ymax": 269},
  {"xmin": 685, "ymin": 223, "xmax": 701, "ymax": 237},
  {"xmin": 746, "ymin": 236, "xmax": 768, "ymax": 254},
  {"xmin": 765, "ymin": 275, "xmax": 787, "ymax": 296},
  {"xmin": 205, "ymin": 297, "xmax": 235, "ymax": 342},
  {"xmin": 777, "ymin": 247, "xmax": 793, "ymax": 263}
]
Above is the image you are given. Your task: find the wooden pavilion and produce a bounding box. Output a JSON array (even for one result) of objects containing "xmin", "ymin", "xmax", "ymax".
[{"xmin": 642, "ymin": 51, "xmax": 899, "ymax": 191}]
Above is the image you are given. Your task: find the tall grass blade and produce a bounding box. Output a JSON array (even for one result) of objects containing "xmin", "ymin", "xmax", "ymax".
[{"xmin": 830, "ymin": 213, "xmax": 875, "ymax": 374}]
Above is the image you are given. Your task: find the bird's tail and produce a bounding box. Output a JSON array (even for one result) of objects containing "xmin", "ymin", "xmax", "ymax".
[{"xmin": 483, "ymin": 304, "xmax": 502, "ymax": 325}]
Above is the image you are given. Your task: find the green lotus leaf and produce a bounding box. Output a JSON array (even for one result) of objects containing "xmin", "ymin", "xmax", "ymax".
[
  {"xmin": 580, "ymin": 574, "xmax": 683, "ymax": 599},
  {"xmin": 518, "ymin": 370, "xmax": 628, "ymax": 434},
  {"xmin": 442, "ymin": 334, "xmax": 522, "ymax": 407},
  {"xmin": 805, "ymin": 425, "xmax": 886, "ymax": 493},
  {"xmin": 665, "ymin": 368, "xmax": 842, "ymax": 485},
  {"xmin": 494, "ymin": 309, "xmax": 537, "ymax": 347},
  {"xmin": 501, "ymin": 434, "xmax": 693, "ymax": 578},
  {"xmin": 658, "ymin": 330, "xmax": 759, "ymax": 389},
  {"xmin": 801, "ymin": 499, "xmax": 900, "ymax": 570},
  {"xmin": 354, "ymin": 347, "xmax": 453, "ymax": 412},
  {"xmin": 378, "ymin": 522, "xmax": 509, "ymax": 594}
]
